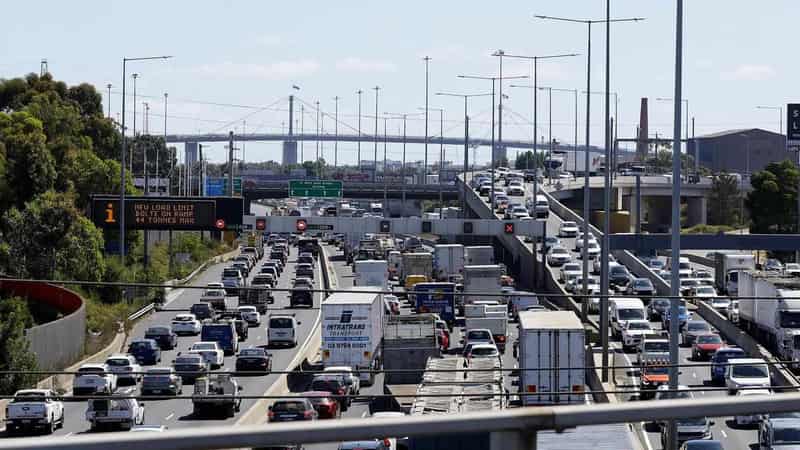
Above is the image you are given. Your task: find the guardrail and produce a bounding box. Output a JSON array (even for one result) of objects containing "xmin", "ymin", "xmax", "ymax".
[{"xmin": 7, "ymin": 393, "xmax": 800, "ymax": 450}]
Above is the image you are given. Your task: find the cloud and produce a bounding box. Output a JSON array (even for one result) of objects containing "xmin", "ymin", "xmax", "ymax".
[
  {"xmin": 722, "ymin": 64, "xmax": 776, "ymax": 81},
  {"xmin": 193, "ymin": 60, "xmax": 320, "ymax": 80},
  {"xmin": 335, "ymin": 57, "xmax": 397, "ymax": 73}
]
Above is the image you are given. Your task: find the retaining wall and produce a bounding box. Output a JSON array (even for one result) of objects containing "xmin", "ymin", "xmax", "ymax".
[{"xmin": 0, "ymin": 280, "xmax": 86, "ymax": 371}]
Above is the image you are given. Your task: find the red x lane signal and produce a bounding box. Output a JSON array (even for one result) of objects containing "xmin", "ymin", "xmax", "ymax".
[{"xmin": 504, "ymin": 222, "xmax": 515, "ymax": 234}]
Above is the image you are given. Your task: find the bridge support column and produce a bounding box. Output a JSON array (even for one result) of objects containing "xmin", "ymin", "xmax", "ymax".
[{"xmin": 686, "ymin": 196, "xmax": 707, "ymax": 227}]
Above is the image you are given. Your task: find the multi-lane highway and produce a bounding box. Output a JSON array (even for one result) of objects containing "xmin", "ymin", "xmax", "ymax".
[{"xmin": 42, "ymin": 240, "xmax": 328, "ymax": 436}]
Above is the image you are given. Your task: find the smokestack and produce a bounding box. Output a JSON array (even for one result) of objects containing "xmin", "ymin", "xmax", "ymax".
[{"xmin": 637, "ymin": 98, "xmax": 649, "ymax": 160}]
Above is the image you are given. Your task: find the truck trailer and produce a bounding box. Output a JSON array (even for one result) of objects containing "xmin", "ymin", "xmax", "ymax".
[
  {"xmin": 738, "ymin": 270, "xmax": 800, "ymax": 362},
  {"xmin": 463, "ymin": 265, "xmax": 503, "ymax": 307},
  {"xmin": 433, "ymin": 244, "xmax": 465, "ymax": 281},
  {"xmin": 464, "ymin": 246, "xmax": 494, "ymax": 266},
  {"xmin": 713, "ymin": 252, "xmax": 756, "ymax": 296},
  {"xmin": 321, "ymin": 289, "xmax": 384, "ymax": 385},
  {"xmin": 353, "ymin": 259, "xmax": 389, "ymax": 290}
]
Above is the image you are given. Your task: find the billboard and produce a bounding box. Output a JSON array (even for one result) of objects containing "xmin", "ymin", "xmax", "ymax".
[{"xmin": 91, "ymin": 196, "xmax": 244, "ymax": 231}]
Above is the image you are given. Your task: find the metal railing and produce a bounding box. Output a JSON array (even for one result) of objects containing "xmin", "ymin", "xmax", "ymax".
[{"xmin": 6, "ymin": 393, "xmax": 800, "ymax": 450}]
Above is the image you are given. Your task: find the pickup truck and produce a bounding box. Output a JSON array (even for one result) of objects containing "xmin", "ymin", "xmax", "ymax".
[
  {"xmin": 189, "ymin": 342, "xmax": 225, "ymax": 368},
  {"xmin": 72, "ymin": 364, "xmax": 117, "ymax": 396},
  {"xmin": 85, "ymin": 397, "xmax": 145, "ymax": 431},
  {"xmin": 6, "ymin": 389, "xmax": 64, "ymax": 435},
  {"xmin": 192, "ymin": 373, "xmax": 243, "ymax": 417}
]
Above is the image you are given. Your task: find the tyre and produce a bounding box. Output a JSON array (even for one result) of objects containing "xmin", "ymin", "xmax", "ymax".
[{"xmin": 47, "ymin": 418, "xmax": 55, "ymax": 435}]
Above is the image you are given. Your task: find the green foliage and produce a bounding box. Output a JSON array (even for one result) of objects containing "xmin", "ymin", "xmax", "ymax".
[
  {"xmin": 0, "ymin": 111, "xmax": 56, "ymax": 207},
  {"xmin": 682, "ymin": 224, "xmax": 736, "ymax": 234},
  {"xmin": 514, "ymin": 151, "xmax": 543, "ymax": 170},
  {"xmin": 0, "ymin": 297, "xmax": 38, "ymax": 394},
  {"xmin": 708, "ymin": 172, "xmax": 742, "ymax": 226},
  {"xmin": 746, "ymin": 160, "xmax": 800, "ymax": 234},
  {"xmin": 2, "ymin": 191, "xmax": 105, "ymax": 281}
]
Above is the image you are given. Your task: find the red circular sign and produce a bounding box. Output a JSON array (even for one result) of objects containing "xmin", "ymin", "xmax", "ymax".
[
  {"xmin": 296, "ymin": 219, "xmax": 307, "ymax": 232},
  {"xmin": 215, "ymin": 219, "xmax": 226, "ymax": 229}
]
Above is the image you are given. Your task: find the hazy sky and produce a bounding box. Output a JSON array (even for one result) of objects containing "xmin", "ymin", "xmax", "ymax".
[{"xmin": 2, "ymin": 1, "xmax": 794, "ymax": 164}]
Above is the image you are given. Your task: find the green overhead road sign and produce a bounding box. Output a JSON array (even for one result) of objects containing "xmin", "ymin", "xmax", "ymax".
[{"xmin": 288, "ymin": 180, "xmax": 343, "ymax": 198}]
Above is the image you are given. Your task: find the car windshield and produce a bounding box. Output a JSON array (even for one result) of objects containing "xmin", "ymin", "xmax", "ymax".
[
  {"xmin": 688, "ymin": 322, "xmax": 710, "ymax": 332},
  {"xmin": 240, "ymin": 349, "xmax": 264, "ymax": 357},
  {"xmin": 679, "ymin": 262, "xmax": 691, "ymax": 270},
  {"xmin": 696, "ymin": 287, "xmax": 715, "ymax": 294},
  {"xmin": 222, "ymin": 269, "xmax": 240, "ymax": 277},
  {"xmin": 12, "ymin": 392, "xmax": 47, "ymax": 402},
  {"xmin": 193, "ymin": 343, "xmax": 216, "ymax": 350},
  {"xmin": 645, "ymin": 341, "xmax": 670, "ymax": 352},
  {"xmin": 732, "ymin": 364, "xmax": 769, "ymax": 378},
  {"xmin": 697, "ymin": 335, "xmax": 722, "ymax": 344},
  {"xmin": 146, "ymin": 327, "xmax": 169, "ymax": 334},
  {"xmin": 564, "ymin": 264, "xmax": 580, "ymax": 271},
  {"xmin": 310, "ymin": 380, "xmax": 341, "ymax": 392},
  {"xmin": 627, "ymin": 322, "xmax": 651, "ymax": 330},
  {"xmin": 273, "ymin": 401, "xmax": 308, "ymax": 413},
  {"xmin": 676, "ymin": 417, "xmax": 707, "ymax": 427},
  {"xmin": 659, "ymin": 390, "xmax": 691, "ymax": 400},
  {"xmin": 773, "ymin": 428, "xmax": 800, "ymax": 444},
  {"xmin": 471, "ymin": 347, "xmax": 498, "ymax": 356},
  {"xmin": 618, "ymin": 308, "xmax": 644, "ymax": 320},
  {"xmin": 128, "ymin": 342, "xmax": 151, "ymax": 351},
  {"xmin": 552, "ymin": 248, "xmax": 568, "ymax": 255},
  {"xmin": 653, "ymin": 299, "xmax": 670, "ymax": 308},
  {"xmin": 715, "ymin": 350, "xmax": 745, "ymax": 362},
  {"xmin": 173, "ymin": 315, "xmax": 195, "ymax": 322},
  {"xmin": 468, "ymin": 330, "xmax": 491, "ymax": 340},
  {"xmin": 633, "ymin": 279, "xmax": 653, "ymax": 288},
  {"xmin": 780, "ymin": 311, "xmax": 800, "ymax": 328},
  {"xmin": 270, "ymin": 318, "xmax": 293, "ymax": 328},
  {"xmin": 106, "ymin": 358, "xmax": 131, "ymax": 366},
  {"xmin": 610, "ymin": 267, "xmax": 629, "ymax": 276},
  {"xmin": 649, "ymin": 260, "xmax": 665, "ymax": 268}
]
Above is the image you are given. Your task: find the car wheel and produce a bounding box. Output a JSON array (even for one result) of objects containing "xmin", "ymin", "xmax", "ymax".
[{"xmin": 48, "ymin": 417, "xmax": 55, "ymax": 434}]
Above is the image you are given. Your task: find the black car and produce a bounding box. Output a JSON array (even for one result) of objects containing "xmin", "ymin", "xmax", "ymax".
[
  {"xmin": 144, "ymin": 325, "xmax": 178, "ymax": 350},
  {"xmin": 290, "ymin": 288, "xmax": 313, "ymax": 308},
  {"xmin": 647, "ymin": 298, "xmax": 671, "ymax": 320},
  {"xmin": 297, "ymin": 255, "xmax": 314, "ymax": 266},
  {"xmin": 270, "ymin": 250, "xmax": 287, "ymax": 264},
  {"xmin": 626, "ymin": 278, "xmax": 655, "ymax": 297},
  {"xmin": 609, "ymin": 265, "xmax": 633, "ymax": 288},
  {"xmin": 190, "ymin": 302, "xmax": 215, "ymax": 321},
  {"xmin": 235, "ymin": 347, "xmax": 273, "ymax": 373},
  {"xmin": 217, "ymin": 314, "xmax": 249, "ymax": 341},
  {"xmin": 268, "ymin": 399, "xmax": 318, "ymax": 422},
  {"xmin": 296, "ymin": 263, "xmax": 315, "ymax": 279}
]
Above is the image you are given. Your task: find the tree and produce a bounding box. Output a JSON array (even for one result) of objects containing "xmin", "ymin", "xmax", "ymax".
[
  {"xmin": 0, "ymin": 297, "xmax": 38, "ymax": 395},
  {"xmin": 2, "ymin": 191, "xmax": 105, "ymax": 281},
  {"xmin": 514, "ymin": 151, "xmax": 544, "ymax": 170},
  {"xmin": 708, "ymin": 172, "xmax": 742, "ymax": 226},
  {"xmin": 745, "ymin": 160, "xmax": 800, "ymax": 234},
  {"xmin": 0, "ymin": 111, "xmax": 57, "ymax": 208}
]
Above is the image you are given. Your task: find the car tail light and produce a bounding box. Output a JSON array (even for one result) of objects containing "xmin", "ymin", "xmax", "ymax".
[
  {"xmin": 268, "ymin": 410, "xmax": 275, "ymax": 419},
  {"xmin": 363, "ymin": 351, "xmax": 371, "ymax": 358},
  {"xmin": 496, "ymin": 335, "xmax": 506, "ymax": 343},
  {"xmin": 526, "ymin": 385, "xmax": 537, "ymax": 393},
  {"xmin": 303, "ymin": 410, "xmax": 314, "ymax": 419},
  {"xmin": 572, "ymin": 385, "xmax": 585, "ymax": 393},
  {"xmin": 338, "ymin": 388, "xmax": 347, "ymax": 395},
  {"xmin": 384, "ymin": 438, "xmax": 392, "ymax": 448}
]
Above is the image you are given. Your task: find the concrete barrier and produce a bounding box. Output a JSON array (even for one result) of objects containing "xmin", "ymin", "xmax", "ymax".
[{"xmin": 695, "ymin": 301, "xmax": 800, "ymax": 389}]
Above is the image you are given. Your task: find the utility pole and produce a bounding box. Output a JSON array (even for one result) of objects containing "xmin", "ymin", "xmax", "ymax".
[
  {"xmin": 315, "ymin": 101, "xmax": 320, "ymax": 164},
  {"xmin": 131, "ymin": 73, "xmax": 139, "ymax": 174},
  {"xmin": 107, "ymin": 84, "xmax": 112, "ymax": 119},
  {"xmin": 383, "ymin": 116, "xmax": 388, "ymax": 216},
  {"xmin": 300, "ymin": 104, "xmax": 305, "ymax": 162},
  {"xmin": 373, "ymin": 86, "xmax": 380, "ymax": 182},
  {"xmin": 495, "ymin": 50, "xmax": 505, "ymax": 168},
  {"xmin": 357, "ymin": 89, "xmax": 363, "ymax": 170}
]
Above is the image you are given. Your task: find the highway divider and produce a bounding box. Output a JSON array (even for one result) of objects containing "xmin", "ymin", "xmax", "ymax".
[{"xmin": 235, "ymin": 244, "xmax": 333, "ymax": 426}]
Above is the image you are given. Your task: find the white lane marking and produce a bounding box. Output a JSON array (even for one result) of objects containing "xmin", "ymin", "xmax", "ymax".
[
  {"xmin": 692, "ymin": 371, "xmax": 697, "ymax": 379},
  {"xmin": 639, "ymin": 423, "xmax": 654, "ymax": 450},
  {"xmin": 720, "ymin": 429, "xmax": 728, "ymax": 439},
  {"xmin": 65, "ymin": 432, "xmax": 73, "ymax": 437},
  {"xmin": 361, "ymin": 411, "xmax": 369, "ymax": 418},
  {"xmin": 165, "ymin": 413, "xmax": 174, "ymax": 421}
]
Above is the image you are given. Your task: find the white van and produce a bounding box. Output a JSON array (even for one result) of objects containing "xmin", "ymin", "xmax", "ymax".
[
  {"xmin": 533, "ymin": 195, "xmax": 550, "ymax": 219},
  {"xmin": 609, "ymin": 298, "xmax": 646, "ymax": 338}
]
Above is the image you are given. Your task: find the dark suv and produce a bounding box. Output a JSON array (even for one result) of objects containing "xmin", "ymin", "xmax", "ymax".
[{"xmin": 144, "ymin": 326, "xmax": 178, "ymax": 350}]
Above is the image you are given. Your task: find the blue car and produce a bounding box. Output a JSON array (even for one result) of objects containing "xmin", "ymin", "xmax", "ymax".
[
  {"xmin": 662, "ymin": 305, "xmax": 691, "ymax": 330},
  {"xmin": 127, "ymin": 338, "xmax": 162, "ymax": 365},
  {"xmin": 710, "ymin": 347, "xmax": 747, "ymax": 384}
]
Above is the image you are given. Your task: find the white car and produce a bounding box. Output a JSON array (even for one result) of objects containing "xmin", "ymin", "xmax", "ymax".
[
  {"xmin": 574, "ymin": 234, "xmax": 597, "ymax": 251},
  {"xmin": 734, "ymin": 389, "xmax": 772, "ymax": 425},
  {"xmin": 567, "ymin": 276, "xmax": 599, "ymax": 294},
  {"xmin": 621, "ymin": 320, "xmax": 653, "ymax": 351},
  {"xmin": 6, "ymin": 389, "xmax": 65, "ymax": 436},
  {"xmin": 206, "ymin": 282, "xmax": 225, "ymax": 289},
  {"xmin": 585, "ymin": 241, "xmax": 601, "ymax": 259},
  {"xmin": 465, "ymin": 343, "xmax": 500, "ymax": 361},
  {"xmin": 85, "ymin": 398, "xmax": 145, "ymax": 431},
  {"xmin": 559, "ymin": 221, "xmax": 579, "ymax": 237},
  {"xmin": 171, "ymin": 314, "xmax": 202, "ymax": 336},
  {"xmin": 105, "ymin": 354, "xmax": 143, "ymax": 384},
  {"xmin": 559, "ymin": 262, "xmax": 582, "ymax": 283},
  {"xmin": 73, "ymin": 364, "xmax": 117, "ymax": 396},
  {"xmin": 726, "ymin": 358, "xmax": 771, "ymax": 394},
  {"xmin": 506, "ymin": 185, "xmax": 525, "ymax": 196},
  {"xmin": 594, "ymin": 255, "xmax": 617, "ymax": 274},
  {"xmin": 464, "ymin": 328, "xmax": 495, "ymax": 347},
  {"xmin": 189, "ymin": 342, "xmax": 225, "ymax": 369},
  {"xmin": 237, "ymin": 306, "xmax": 261, "ymax": 326},
  {"xmin": 547, "ymin": 246, "xmax": 572, "ymax": 266},
  {"xmin": 691, "ymin": 285, "xmax": 717, "ymax": 302},
  {"xmin": 785, "ymin": 263, "xmax": 800, "ymax": 277}
]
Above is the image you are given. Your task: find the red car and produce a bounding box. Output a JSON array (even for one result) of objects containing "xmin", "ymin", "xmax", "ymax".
[
  {"xmin": 300, "ymin": 391, "xmax": 341, "ymax": 419},
  {"xmin": 691, "ymin": 333, "xmax": 724, "ymax": 360},
  {"xmin": 436, "ymin": 328, "xmax": 450, "ymax": 352}
]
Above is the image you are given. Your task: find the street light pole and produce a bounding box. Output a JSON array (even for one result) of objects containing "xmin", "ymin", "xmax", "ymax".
[
  {"xmin": 300, "ymin": 104, "xmax": 304, "ymax": 162},
  {"xmin": 458, "ymin": 74, "xmax": 529, "ymax": 205},
  {"xmin": 438, "ymin": 92, "xmax": 493, "ymax": 218},
  {"xmin": 536, "ymin": 11, "xmax": 644, "ymax": 378},
  {"xmin": 119, "ymin": 55, "xmax": 172, "ymax": 265},
  {"xmin": 373, "ymin": 86, "xmax": 380, "ymax": 182},
  {"xmin": 315, "ymin": 101, "xmax": 320, "ymax": 163},
  {"xmin": 424, "ymin": 56, "xmax": 431, "ymax": 185},
  {"xmin": 357, "ymin": 90, "xmax": 363, "ymax": 170},
  {"xmin": 334, "ymin": 96, "xmax": 340, "ymax": 169},
  {"xmin": 107, "ymin": 83, "xmax": 112, "ymax": 119}
]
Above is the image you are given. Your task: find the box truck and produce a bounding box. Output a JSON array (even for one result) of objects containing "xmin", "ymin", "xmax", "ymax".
[
  {"xmin": 433, "ymin": 244, "xmax": 465, "ymax": 281},
  {"xmin": 402, "ymin": 252, "xmax": 433, "ymax": 282},
  {"xmin": 414, "ymin": 282, "xmax": 456, "ymax": 326},
  {"xmin": 321, "ymin": 289, "xmax": 384, "ymax": 385},
  {"xmin": 713, "ymin": 253, "xmax": 756, "ymax": 296},
  {"xmin": 465, "ymin": 303, "xmax": 508, "ymax": 352},
  {"xmin": 353, "ymin": 260, "xmax": 388, "ymax": 291},
  {"xmin": 518, "ymin": 310, "xmax": 585, "ymax": 405},
  {"xmin": 738, "ymin": 270, "xmax": 800, "ymax": 362},
  {"xmin": 464, "ymin": 246, "xmax": 494, "ymax": 266},
  {"xmin": 463, "ymin": 265, "xmax": 503, "ymax": 306}
]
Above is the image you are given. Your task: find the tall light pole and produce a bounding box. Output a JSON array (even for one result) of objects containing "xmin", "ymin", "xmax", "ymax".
[
  {"xmin": 418, "ymin": 106, "xmax": 445, "ymax": 200},
  {"xmin": 131, "ymin": 73, "xmax": 139, "ymax": 174},
  {"xmin": 300, "ymin": 104, "xmax": 304, "ymax": 162},
  {"xmin": 423, "ymin": 56, "xmax": 431, "ymax": 184},
  {"xmin": 756, "ymin": 105, "xmax": 783, "ymax": 134},
  {"xmin": 501, "ymin": 53, "xmax": 579, "ymax": 175},
  {"xmin": 373, "ymin": 86, "xmax": 380, "ymax": 182},
  {"xmin": 539, "ymin": 87, "xmax": 554, "ymax": 184},
  {"xmin": 536, "ymin": 11, "xmax": 644, "ymax": 377},
  {"xmin": 437, "ymin": 92, "xmax": 493, "ymax": 218},
  {"xmin": 492, "ymin": 50, "xmax": 505, "ymax": 167},
  {"xmin": 357, "ymin": 89, "xmax": 363, "ymax": 170},
  {"xmin": 106, "ymin": 83, "xmax": 112, "ymax": 119},
  {"xmin": 459, "ymin": 74, "xmax": 528, "ymax": 203},
  {"xmin": 334, "ymin": 96, "xmax": 340, "ymax": 169},
  {"xmin": 315, "ymin": 101, "xmax": 320, "ymax": 164},
  {"xmin": 163, "ymin": 93, "xmax": 167, "ymax": 195},
  {"xmin": 119, "ymin": 55, "xmax": 172, "ymax": 264}
]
